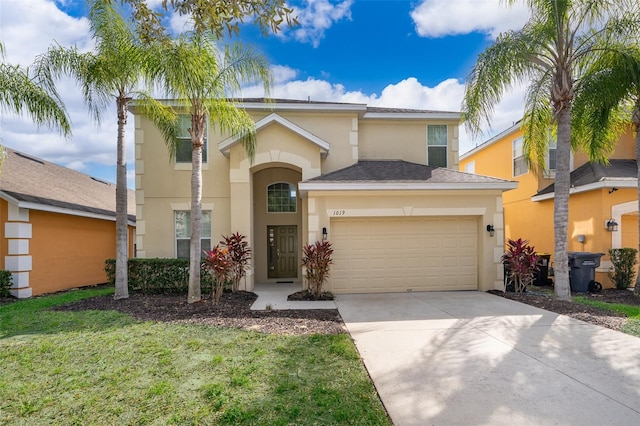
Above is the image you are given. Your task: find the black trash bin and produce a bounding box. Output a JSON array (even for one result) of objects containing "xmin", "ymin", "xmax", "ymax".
[
  {"xmin": 533, "ymin": 253, "xmax": 552, "ymax": 286},
  {"xmin": 568, "ymin": 252, "xmax": 604, "ymax": 292}
]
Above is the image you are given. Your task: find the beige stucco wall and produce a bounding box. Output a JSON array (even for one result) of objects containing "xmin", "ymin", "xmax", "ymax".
[
  {"xmin": 304, "ymin": 189, "xmax": 506, "ymax": 292},
  {"xmin": 359, "ymin": 121, "xmax": 459, "ymax": 169}
]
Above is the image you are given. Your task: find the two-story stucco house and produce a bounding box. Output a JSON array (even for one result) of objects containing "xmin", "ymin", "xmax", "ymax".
[
  {"xmin": 132, "ymin": 99, "xmax": 516, "ymax": 293},
  {"xmin": 460, "ymin": 121, "xmax": 638, "ymax": 287}
]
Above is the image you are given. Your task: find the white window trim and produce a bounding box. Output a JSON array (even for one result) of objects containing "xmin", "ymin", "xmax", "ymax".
[
  {"xmin": 513, "ymin": 136, "xmax": 527, "ymax": 177},
  {"xmin": 464, "ymin": 160, "xmax": 475, "ymax": 174},
  {"xmin": 427, "ymin": 124, "xmax": 448, "ymax": 168},
  {"xmin": 172, "ymin": 203, "xmax": 214, "ymax": 258},
  {"xmin": 543, "ymin": 140, "xmax": 557, "ymax": 178}
]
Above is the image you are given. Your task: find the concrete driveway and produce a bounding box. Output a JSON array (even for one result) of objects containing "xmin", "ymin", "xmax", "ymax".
[{"xmin": 335, "ymin": 291, "xmax": 640, "ymax": 426}]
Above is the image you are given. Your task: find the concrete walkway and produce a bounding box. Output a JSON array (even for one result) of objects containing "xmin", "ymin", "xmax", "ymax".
[
  {"xmin": 335, "ymin": 291, "xmax": 640, "ymax": 426},
  {"xmin": 250, "ymin": 283, "xmax": 337, "ymax": 310}
]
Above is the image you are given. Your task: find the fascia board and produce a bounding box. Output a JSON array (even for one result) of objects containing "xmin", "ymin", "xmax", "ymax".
[
  {"xmin": 361, "ymin": 112, "xmax": 461, "ymax": 120},
  {"xmin": 460, "ymin": 121, "xmax": 522, "ymax": 160},
  {"xmin": 237, "ymin": 101, "xmax": 367, "ymax": 112},
  {"xmin": 531, "ymin": 179, "xmax": 638, "ymax": 202},
  {"xmin": 298, "ymin": 182, "xmax": 518, "ymax": 191},
  {"xmin": 0, "ymin": 192, "xmax": 134, "ymax": 226}
]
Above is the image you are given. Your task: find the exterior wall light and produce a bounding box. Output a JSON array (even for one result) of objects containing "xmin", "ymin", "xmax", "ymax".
[
  {"xmin": 606, "ymin": 219, "xmax": 618, "ymax": 232},
  {"xmin": 486, "ymin": 224, "xmax": 495, "ymax": 237},
  {"xmin": 322, "ymin": 227, "xmax": 328, "ymax": 240}
]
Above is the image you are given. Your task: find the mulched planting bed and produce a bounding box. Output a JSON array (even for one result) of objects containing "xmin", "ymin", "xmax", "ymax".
[
  {"xmin": 287, "ymin": 290, "xmax": 335, "ymax": 301},
  {"xmin": 489, "ymin": 288, "xmax": 638, "ymax": 332},
  {"xmin": 52, "ymin": 290, "xmax": 346, "ymax": 335}
]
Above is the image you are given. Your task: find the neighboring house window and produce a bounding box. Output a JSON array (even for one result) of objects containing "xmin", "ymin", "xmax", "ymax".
[
  {"xmin": 175, "ymin": 210, "xmax": 212, "ymax": 258},
  {"xmin": 176, "ymin": 115, "xmax": 207, "ymax": 163},
  {"xmin": 545, "ymin": 140, "xmax": 557, "ymax": 177},
  {"xmin": 267, "ymin": 182, "xmax": 297, "ymax": 213},
  {"xmin": 427, "ymin": 125, "xmax": 448, "ymax": 167},
  {"xmin": 513, "ymin": 137, "xmax": 528, "ymax": 177},
  {"xmin": 464, "ymin": 161, "xmax": 475, "ymax": 174}
]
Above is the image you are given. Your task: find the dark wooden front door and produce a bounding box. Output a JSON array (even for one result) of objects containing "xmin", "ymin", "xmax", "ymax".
[{"xmin": 267, "ymin": 225, "xmax": 297, "ymax": 279}]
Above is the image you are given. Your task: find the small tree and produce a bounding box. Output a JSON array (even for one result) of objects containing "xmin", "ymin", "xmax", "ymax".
[
  {"xmin": 608, "ymin": 248, "xmax": 638, "ymax": 290},
  {"xmin": 502, "ymin": 238, "xmax": 539, "ymax": 293},
  {"xmin": 301, "ymin": 241, "xmax": 333, "ymax": 299},
  {"xmin": 221, "ymin": 232, "xmax": 251, "ymax": 293},
  {"xmin": 202, "ymin": 245, "xmax": 232, "ymax": 304}
]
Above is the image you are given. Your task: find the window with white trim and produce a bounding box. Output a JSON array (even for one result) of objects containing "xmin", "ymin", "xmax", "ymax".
[
  {"xmin": 267, "ymin": 182, "xmax": 297, "ymax": 213},
  {"xmin": 176, "ymin": 115, "xmax": 207, "ymax": 163},
  {"xmin": 545, "ymin": 139, "xmax": 557, "ymax": 177},
  {"xmin": 513, "ymin": 137, "xmax": 528, "ymax": 177},
  {"xmin": 464, "ymin": 161, "xmax": 475, "ymax": 174},
  {"xmin": 175, "ymin": 210, "xmax": 212, "ymax": 258},
  {"xmin": 427, "ymin": 125, "xmax": 448, "ymax": 167}
]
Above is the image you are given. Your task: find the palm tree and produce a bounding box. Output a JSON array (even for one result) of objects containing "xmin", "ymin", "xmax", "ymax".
[
  {"xmin": 463, "ymin": 0, "xmax": 639, "ymax": 301},
  {"xmin": 144, "ymin": 32, "xmax": 271, "ymax": 303},
  {"xmin": 572, "ymin": 44, "xmax": 640, "ymax": 295},
  {"xmin": 0, "ymin": 41, "xmax": 70, "ymax": 138},
  {"xmin": 34, "ymin": 0, "xmax": 169, "ymax": 300}
]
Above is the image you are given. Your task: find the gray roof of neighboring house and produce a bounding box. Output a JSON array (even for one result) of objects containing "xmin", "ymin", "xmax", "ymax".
[
  {"xmin": 537, "ymin": 159, "xmax": 638, "ymax": 196},
  {"xmin": 0, "ymin": 148, "xmax": 136, "ymax": 223},
  {"xmin": 303, "ymin": 160, "xmax": 514, "ymax": 185}
]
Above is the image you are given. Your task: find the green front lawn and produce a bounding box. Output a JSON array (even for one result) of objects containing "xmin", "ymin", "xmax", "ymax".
[
  {"xmin": 573, "ymin": 295, "xmax": 640, "ymax": 338},
  {"xmin": 0, "ymin": 289, "xmax": 389, "ymax": 425}
]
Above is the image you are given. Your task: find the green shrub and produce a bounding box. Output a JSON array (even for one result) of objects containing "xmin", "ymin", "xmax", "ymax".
[
  {"xmin": 104, "ymin": 258, "xmax": 211, "ymax": 294},
  {"xmin": 0, "ymin": 270, "xmax": 13, "ymax": 297},
  {"xmin": 608, "ymin": 248, "xmax": 638, "ymax": 290}
]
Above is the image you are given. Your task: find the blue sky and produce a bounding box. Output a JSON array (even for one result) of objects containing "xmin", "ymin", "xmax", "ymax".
[{"xmin": 0, "ymin": 0, "xmax": 531, "ymax": 187}]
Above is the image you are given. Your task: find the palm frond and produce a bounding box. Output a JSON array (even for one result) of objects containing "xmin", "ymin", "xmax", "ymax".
[{"xmin": 0, "ymin": 63, "xmax": 71, "ymax": 137}]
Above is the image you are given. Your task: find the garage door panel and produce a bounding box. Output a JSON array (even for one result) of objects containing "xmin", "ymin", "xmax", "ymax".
[{"xmin": 331, "ymin": 217, "xmax": 478, "ymax": 293}]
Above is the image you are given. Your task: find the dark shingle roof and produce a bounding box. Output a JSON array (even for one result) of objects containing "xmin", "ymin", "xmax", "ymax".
[
  {"xmin": 0, "ymin": 148, "xmax": 135, "ymax": 222},
  {"xmin": 236, "ymin": 98, "xmax": 455, "ymax": 114},
  {"xmin": 537, "ymin": 160, "xmax": 637, "ymax": 196},
  {"xmin": 304, "ymin": 160, "xmax": 513, "ymax": 185}
]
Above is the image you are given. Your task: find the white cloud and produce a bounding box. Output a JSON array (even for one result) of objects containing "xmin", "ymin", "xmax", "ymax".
[
  {"xmin": 1, "ymin": 0, "xmax": 92, "ymax": 66},
  {"xmin": 243, "ymin": 75, "xmax": 525, "ymax": 154},
  {"xmin": 410, "ymin": 0, "xmax": 530, "ymax": 39},
  {"xmin": 282, "ymin": 0, "xmax": 353, "ymax": 47},
  {"xmin": 0, "ymin": 0, "xmax": 133, "ymax": 185},
  {"xmin": 271, "ymin": 65, "xmax": 299, "ymax": 84}
]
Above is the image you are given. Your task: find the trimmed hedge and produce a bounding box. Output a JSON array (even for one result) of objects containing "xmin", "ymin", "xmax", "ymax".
[
  {"xmin": 105, "ymin": 258, "xmax": 212, "ymax": 294},
  {"xmin": 0, "ymin": 270, "xmax": 12, "ymax": 297}
]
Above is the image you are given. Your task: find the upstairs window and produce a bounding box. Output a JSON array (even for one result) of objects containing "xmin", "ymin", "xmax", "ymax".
[
  {"xmin": 267, "ymin": 182, "xmax": 297, "ymax": 213},
  {"xmin": 464, "ymin": 161, "xmax": 475, "ymax": 174},
  {"xmin": 175, "ymin": 210, "xmax": 212, "ymax": 258},
  {"xmin": 427, "ymin": 125, "xmax": 448, "ymax": 167},
  {"xmin": 176, "ymin": 115, "xmax": 207, "ymax": 163},
  {"xmin": 545, "ymin": 140, "xmax": 557, "ymax": 177},
  {"xmin": 513, "ymin": 137, "xmax": 528, "ymax": 177}
]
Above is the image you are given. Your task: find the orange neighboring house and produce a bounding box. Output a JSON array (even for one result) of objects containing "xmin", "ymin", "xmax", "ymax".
[
  {"xmin": 0, "ymin": 148, "xmax": 135, "ymax": 298},
  {"xmin": 459, "ymin": 122, "xmax": 638, "ymax": 288}
]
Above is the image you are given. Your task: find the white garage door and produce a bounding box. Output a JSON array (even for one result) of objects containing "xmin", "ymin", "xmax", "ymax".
[{"xmin": 331, "ymin": 217, "xmax": 478, "ymax": 293}]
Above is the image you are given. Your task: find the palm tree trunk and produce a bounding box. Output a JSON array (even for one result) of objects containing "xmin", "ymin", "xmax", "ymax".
[
  {"xmin": 554, "ymin": 106, "xmax": 572, "ymax": 301},
  {"xmin": 634, "ymin": 103, "xmax": 640, "ymax": 296},
  {"xmin": 187, "ymin": 110, "xmax": 205, "ymax": 303},
  {"xmin": 188, "ymin": 145, "xmax": 203, "ymax": 303},
  {"xmin": 114, "ymin": 96, "xmax": 129, "ymax": 300}
]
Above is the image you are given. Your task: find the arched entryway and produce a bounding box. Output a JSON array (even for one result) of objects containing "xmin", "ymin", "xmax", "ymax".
[{"xmin": 252, "ymin": 165, "xmax": 303, "ymax": 283}]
